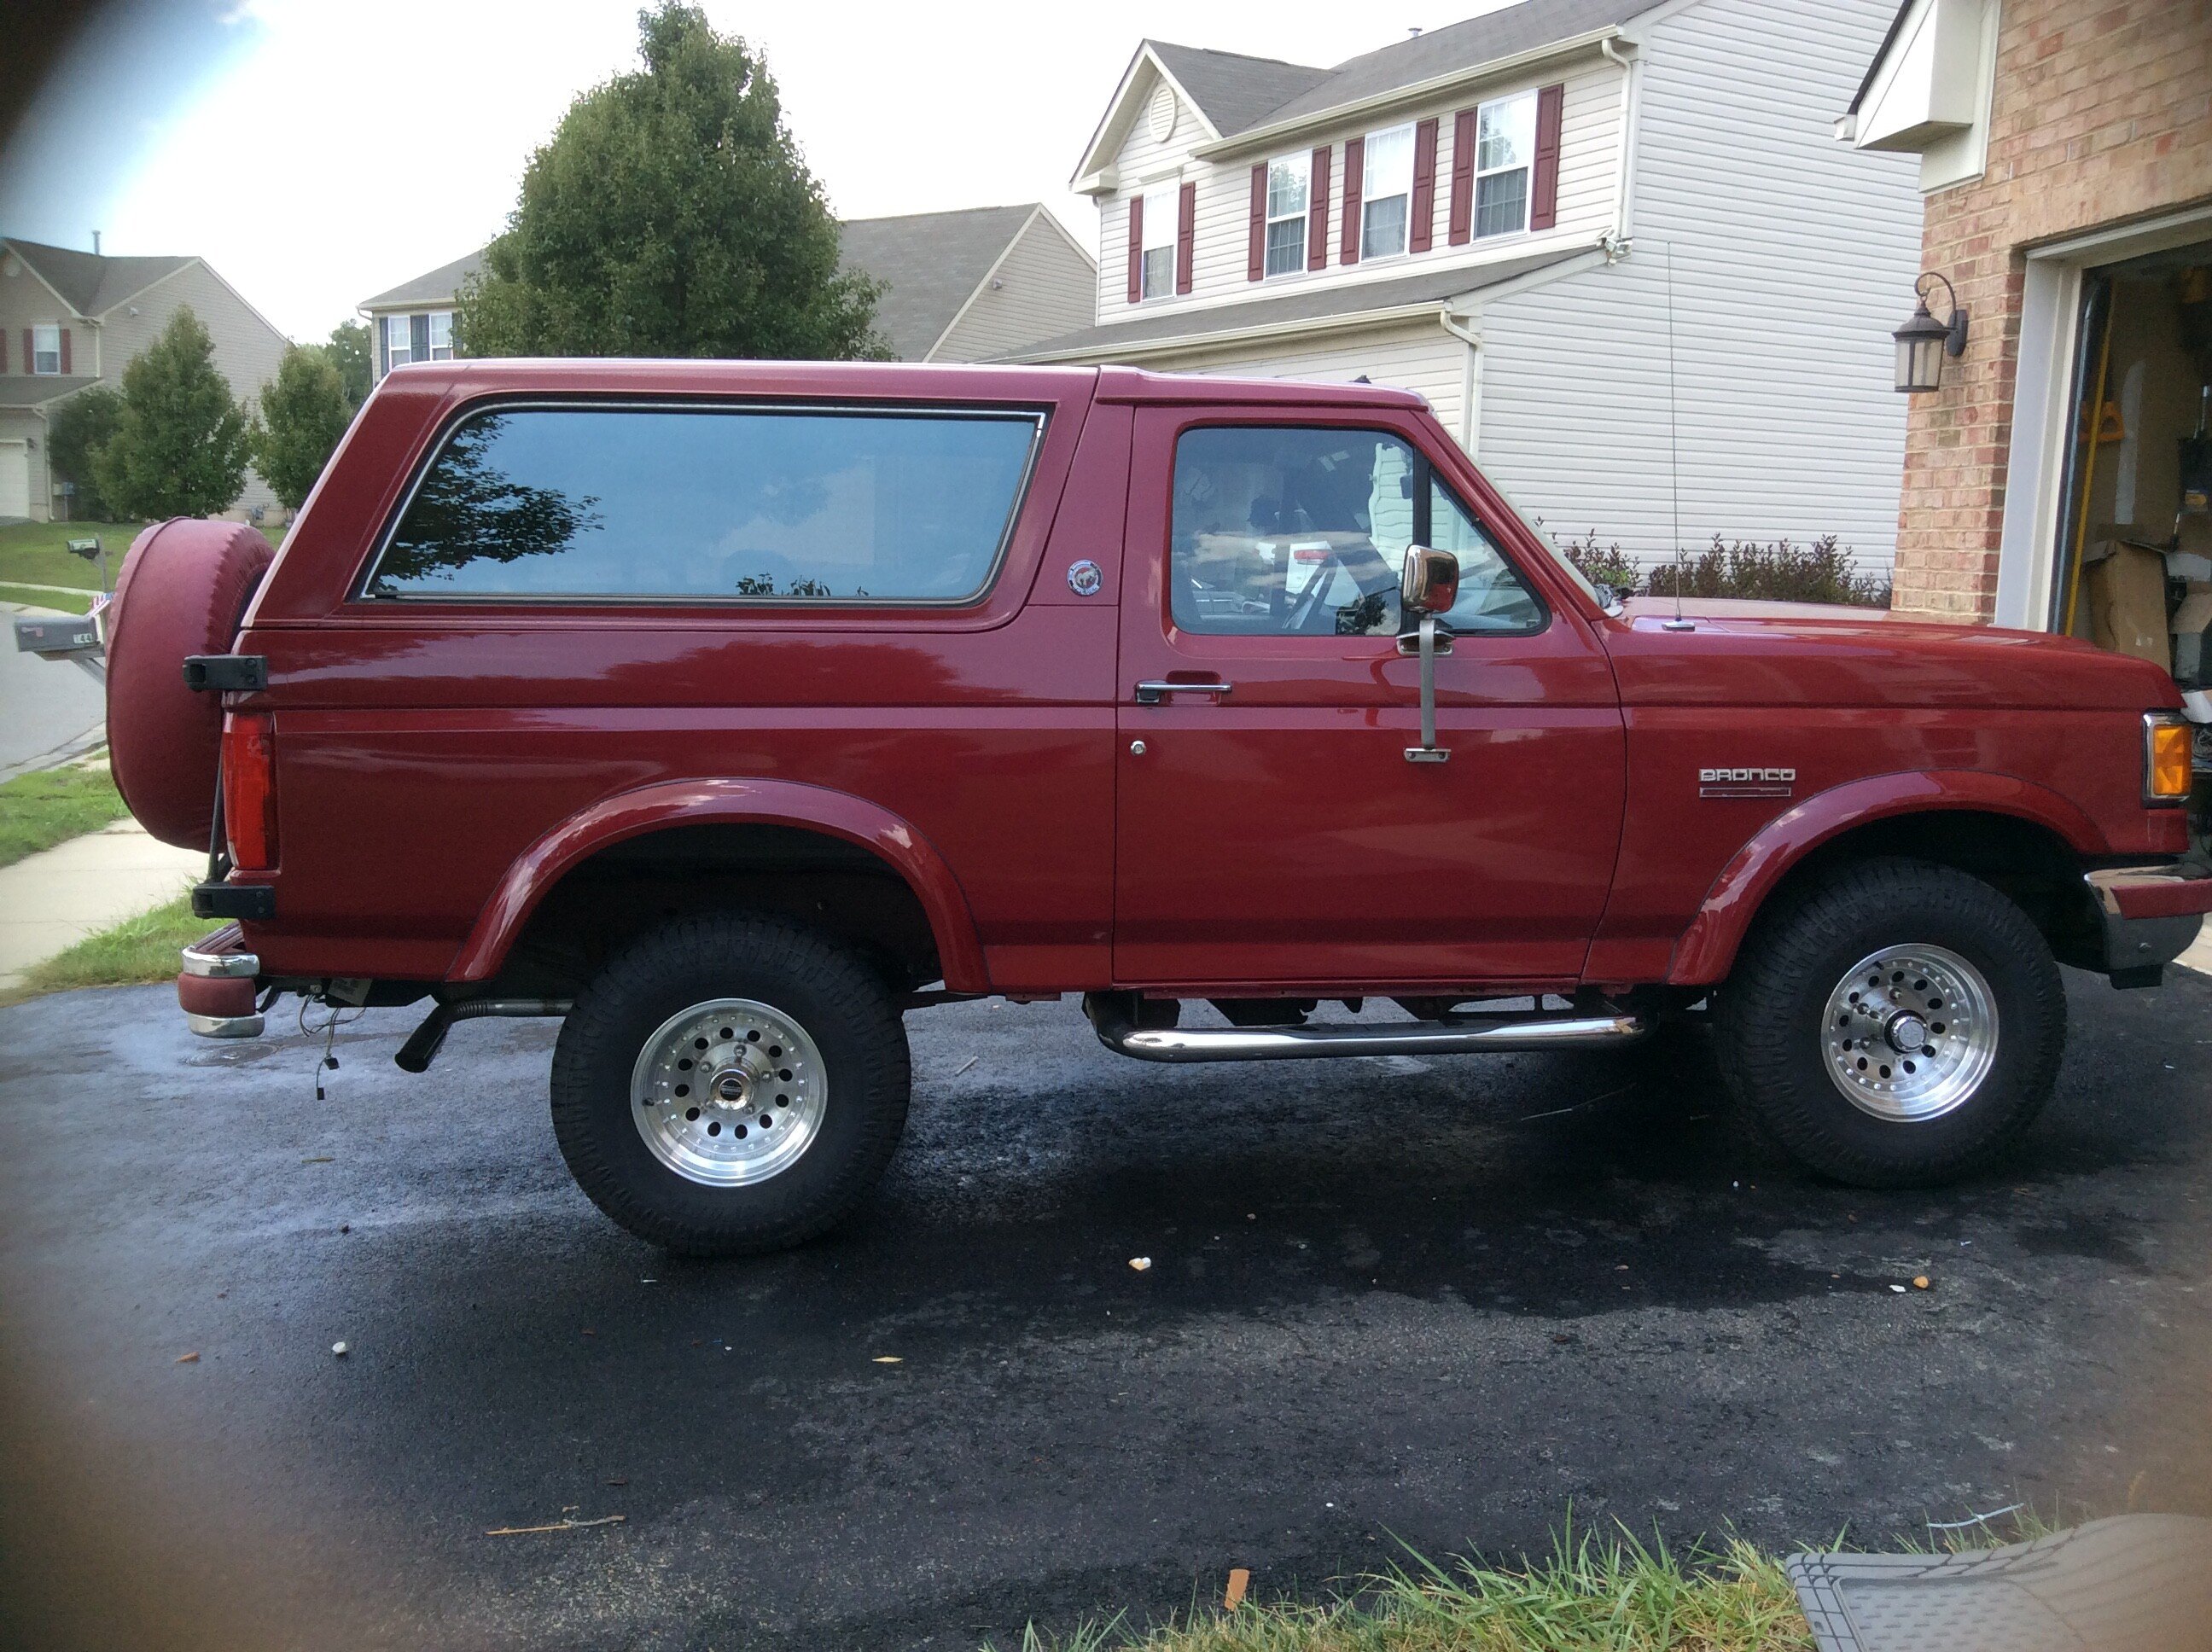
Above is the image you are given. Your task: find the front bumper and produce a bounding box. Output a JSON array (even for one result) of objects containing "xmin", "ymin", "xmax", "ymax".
[
  {"xmin": 2083, "ymin": 865, "xmax": 2212, "ymax": 984},
  {"xmin": 180, "ymin": 926, "xmax": 264, "ymax": 1038}
]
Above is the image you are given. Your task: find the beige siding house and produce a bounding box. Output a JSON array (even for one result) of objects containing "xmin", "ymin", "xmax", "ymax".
[
  {"xmin": 0, "ymin": 237, "xmax": 289, "ymax": 521},
  {"xmin": 1018, "ymin": 0, "xmax": 1928, "ymax": 569},
  {"xmin": 361, "ymin": 205, "xmax": 1095, "ymax": 379}
]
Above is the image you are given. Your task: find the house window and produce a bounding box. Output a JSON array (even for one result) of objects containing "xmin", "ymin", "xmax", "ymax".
[
  {"xmin": 1264, "ymin": 153, "xmax": 1310, "ymax": 278},
  {"xmin": 1361, "ymin": 124, "xmax": 1415, "ymax": 259},
  {"xmin": 1475, "ymin": 92, "xmax": 1536, "ymax": 238},
  {"xmin": 385, "ymin": 314, "xmax": 412, "ymax": 369},
  {"xmin": 1140, "ymin": 188, "xmax": 1177, "ymax": 300},
  {"xmin": 31, "ymin": 325, "xmax": 61, "ymax": 375},
  {"xmin": 428, "ymin": 311, "xmax": 454, "ymax": 361}
]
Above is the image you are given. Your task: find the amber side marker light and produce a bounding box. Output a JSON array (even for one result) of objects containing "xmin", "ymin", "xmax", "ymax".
[
  {"xmin": 2145, "ymin": 713, "xmax": 2192, "ymax": 805},
  {"xmin": 222, "ymin": 712, "xmax": 279, "ymax": 870}
]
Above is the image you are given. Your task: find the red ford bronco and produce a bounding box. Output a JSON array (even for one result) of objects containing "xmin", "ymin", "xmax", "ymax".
[{"xmin": 101, "ymin": 360, "xmax": 2209, "ymax": 1255}]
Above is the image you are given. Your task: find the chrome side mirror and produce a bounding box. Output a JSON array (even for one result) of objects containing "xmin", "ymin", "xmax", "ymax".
[{"xmin": 1400, "ymin": 545, "xmax": 1460, "ymax": 616}]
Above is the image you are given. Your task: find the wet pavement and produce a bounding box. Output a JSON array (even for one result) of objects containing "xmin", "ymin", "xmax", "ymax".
[{"xmin": 1, "ymin": 974, "xmax": 2208, "ymax": 1650}]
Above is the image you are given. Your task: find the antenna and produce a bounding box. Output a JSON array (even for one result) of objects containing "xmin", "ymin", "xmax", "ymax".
[{"xmin": 1660, "ymin": 238, "xmax": 1693, "ymax": 631}]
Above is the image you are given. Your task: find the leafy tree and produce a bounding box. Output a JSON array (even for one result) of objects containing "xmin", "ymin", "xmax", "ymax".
[
  {"xmin": 92, "ymin": 307, "xmax": 251, "ymax": 519},
  {"xmin": 252, "ymin": 345, "xmax": 354, "ymax": 509},
  {"xmin": 48, "ymin": 384, "xmax": 125, "ymax": 521},
  {"xmin": 457, "ymin": 3, "xmax": 884, "ymax": 362},
  {"xmin": 370, "ymin": 414, "xmax": 600, "ymax": 588},
  {"xmin": 325, "ymin": 320, "xmax": 372, "ymax": 408}
]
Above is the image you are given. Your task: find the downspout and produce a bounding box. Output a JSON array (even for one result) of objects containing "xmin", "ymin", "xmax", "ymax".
[
  {"xmin": 1438, "ymin": 307, "xmax": 1482, "ymax": 456},
  {"xmin": 1600, "ymin": 37, "xmax": 1640, "ymax": 241}
]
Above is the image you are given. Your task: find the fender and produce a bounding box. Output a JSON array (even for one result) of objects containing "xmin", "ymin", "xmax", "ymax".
[
  {"xmin": 1667, "ymin": 770, "xmax": 2107, "ymax": 986},
  {"xmin": 448, "ymin": 777, "xmax": 989, "ymax": 991}
]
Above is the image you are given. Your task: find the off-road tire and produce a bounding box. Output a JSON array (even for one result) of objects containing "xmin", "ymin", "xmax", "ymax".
[
  {"xmin": 550, "ymin": 914, "xmax": 910, "ymax": 1255},
  {"xmin": 1714, "ymin": 857, "xmax": 2065, "ymax": 1188}
]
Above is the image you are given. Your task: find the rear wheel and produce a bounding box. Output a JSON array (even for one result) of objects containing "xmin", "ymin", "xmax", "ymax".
[
  {"xmin": 1714, "ymin": 858, "xmax": 2065, "ymax": 1187},
  {"xmin": 550, "ymin": 914, "xmax": 910, "ymax": 1254}
]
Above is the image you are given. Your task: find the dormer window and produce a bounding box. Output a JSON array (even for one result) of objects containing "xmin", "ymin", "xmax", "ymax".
[
  {"xmin": 31, "ymin": 324, "xmax": 61, "ymax": 375},
  {"xmin": 1475, "ymin": 92, "xmax": 1537, "ymax": 237},
  {"xmin": 1140, "ymin": 187, "xmax": 1177, "ymax": 300},
  {"xmin": 1361, "ymin": 124, "xmax": 1415, "ymax": 259},
  {"xmin": 1265, "ymin": 154, "xmax": 1311, "ymax": 277}
]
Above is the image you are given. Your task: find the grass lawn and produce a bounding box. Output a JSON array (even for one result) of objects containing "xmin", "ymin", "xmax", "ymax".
[
  {"xmin": 0, "ymin": 518, "xmax": 282, "ymax": 591},
  {"xmin": 0, "ymin": 762, "xmax": 131, "ymax": 869},
  {"xmin": 19, "ymin": 892, "xmax": 204, "ymax": 998},
  {"xmin": 0, "ymin": 583, "xmax": 95, "ymax": 614}
]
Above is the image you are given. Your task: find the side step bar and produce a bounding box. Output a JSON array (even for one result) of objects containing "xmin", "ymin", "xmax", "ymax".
[{"xmin": 1084, "ymin": 994, "xmax": 1647, "ymax": 1063}]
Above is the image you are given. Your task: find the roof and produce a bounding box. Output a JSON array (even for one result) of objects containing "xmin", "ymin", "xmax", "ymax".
[
  {"xmin": 1148, "ymin": 0, "xmax": 1656, "ymax": 143},
  {"xmin": 0, "ymin": 375, "xmax": 103, "ymax": 409},
  {"xmin": 1845, "ymin": 0, "xmax": 1915, "ymax": 115},
  {"xmin": 360, "ymin": 247, "xmax": 486, "ymax": 311},
  {"xmin": 1012, "ymin": 246, "xmax": 1585, "ymax": 359},
  {"xmin": 836, "ymin": 204, "xmax": 1045, "ymax": 359},
  {"xmin": 2, "ymin": 238, "xmax": 194, "ymax": 317}
]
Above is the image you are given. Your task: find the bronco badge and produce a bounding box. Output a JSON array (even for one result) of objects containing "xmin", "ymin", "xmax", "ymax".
[
  {"xmin": 1067, "ymin": 559, "xmax": 1104, "ymax": 597},
  {"xmin": 1700, "ymin": 766, "xmax": 1796, "ymax": 800}
]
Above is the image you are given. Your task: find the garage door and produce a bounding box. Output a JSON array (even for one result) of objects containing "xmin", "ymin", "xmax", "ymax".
[{"xmin": 0, "ymin": 440, "xmax": 29, "ymax": 519}]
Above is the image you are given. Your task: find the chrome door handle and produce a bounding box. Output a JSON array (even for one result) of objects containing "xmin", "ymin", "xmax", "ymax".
[{"xmin": 1133, "ymin": 681, "xmax": 1233, "ymax": 706}]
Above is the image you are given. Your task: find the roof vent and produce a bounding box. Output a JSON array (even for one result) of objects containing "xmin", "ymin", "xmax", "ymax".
[{"xmin": 1148, "ymin": 83, "xmax": 1178, "ymax": 144}]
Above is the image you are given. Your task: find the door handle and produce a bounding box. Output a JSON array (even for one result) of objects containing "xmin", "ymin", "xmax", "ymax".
[{"xmin": 1133, "ymin": 681, "xmax": 1233, "ymax": 706}]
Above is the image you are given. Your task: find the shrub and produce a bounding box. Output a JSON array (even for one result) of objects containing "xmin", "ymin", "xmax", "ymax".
[
  {"xmin": 47, "ymin": 385, "xmax": 124, "ymax": 521},
  {"xmin": 1556, "ymin": 528, "xmax": 1640, "ymax": 594},
  {"xmin": 252, "ymin": 345, "xmax": 353, "ymax": 509},
  {"xmin": 1647, "ymin": 534, "xmax": 1891, "ymax": 608}
]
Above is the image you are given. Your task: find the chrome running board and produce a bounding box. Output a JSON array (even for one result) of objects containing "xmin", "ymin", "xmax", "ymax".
[{"xmin": 1084, "ymin": 996, "xmax": 1647, "ymax": 1064}]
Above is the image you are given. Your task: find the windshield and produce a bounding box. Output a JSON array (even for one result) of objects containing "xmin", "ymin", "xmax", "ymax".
[{"xmin": 1482, "ymin": 476, "xmax": 1625, "ymax": 616}]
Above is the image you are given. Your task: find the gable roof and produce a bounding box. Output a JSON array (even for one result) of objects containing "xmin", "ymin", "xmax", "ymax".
[
  {"xmin": 2, "ymin": 237, "xmax": 195, "ymax": 317},
  {"xmin": 1145, "ymin": 43, "xmax": 1329, "ymax": 137},
  {"xmin": 837, "ymin": 204, "xmax": 1046, "ymax": 360},
  {"xmin": 0, "ymin": 374, "xmax": 103, "ymax": 409},
  {"xmin": 360, "ymin": 247, "xmax": 486, "ymax": 311}
]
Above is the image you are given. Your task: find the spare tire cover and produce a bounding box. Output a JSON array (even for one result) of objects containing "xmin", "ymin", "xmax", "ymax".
[{"xmin": 104, "ymin": 519, "xmax": 276, "ymax": 850}]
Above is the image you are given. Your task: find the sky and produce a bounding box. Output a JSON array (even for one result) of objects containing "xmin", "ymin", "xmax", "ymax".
[{"xmin": 0, "ymin": 0, "xmax": 1520, "ymax": 343}]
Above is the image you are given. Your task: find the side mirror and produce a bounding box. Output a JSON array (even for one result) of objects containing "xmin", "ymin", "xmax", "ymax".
[{"xmin": 1400, "ymin": 545, "xmax": 1460, "ymax": 616}]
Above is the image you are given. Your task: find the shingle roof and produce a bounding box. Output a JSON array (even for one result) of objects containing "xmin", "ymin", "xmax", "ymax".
[
  {"xmin": 1151, "ymin": 0, "xmax": 1656, "ymax": 140},
  {"xmin": 2, "ymin": 238, "xmax": 194, "ymax": 317},
  {"xmin": 837, "ymin": 204, "xmax": 1043, "ymax": 360},
  {"xmin": 359, "ymin": 247, "xmax": 486, "ymax": 311},
  {"xmin": 0, "ymin": 375, "xmax": 103, "ymax": 408},
  {"xmin": 1013, "ymin": 246, "xmax": 1586, "ymax": 359}
]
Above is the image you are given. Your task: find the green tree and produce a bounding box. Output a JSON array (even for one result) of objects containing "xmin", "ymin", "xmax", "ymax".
[
  {"xmin": 48, "ymin": 384, "xmax": 125, "ymax": 521},
  {"xmin": 325, "ymin": 320, "xmax": 372, "ymax": 408},
  {"xmin": 92, "ymin": 307, "xmax": 251, "ymax": 519},
  {"xmin": 457, "ymin": 3, "xmax": 883, "ymax": 362},
  {"xmin": 252, "ymin": 345, "xmax": 354, "ymax": 509}
]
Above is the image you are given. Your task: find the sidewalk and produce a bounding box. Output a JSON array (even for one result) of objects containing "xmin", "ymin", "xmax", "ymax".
[{"xmin": 0, "ymin": 818, "xmax": 204, "ymax": 992}]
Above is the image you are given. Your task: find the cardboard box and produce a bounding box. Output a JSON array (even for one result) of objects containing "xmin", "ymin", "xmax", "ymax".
[{"xmin": 2087, "ymin": 541, "xmax": 2171, "ymax": 670}]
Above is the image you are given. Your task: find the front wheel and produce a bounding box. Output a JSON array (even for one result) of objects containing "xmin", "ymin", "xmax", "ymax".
[
  {"xmin": 550, "ymin": 915, "xmax": 911, "ymax": 1255},
  {"xmin": 1714, "ymin": 858, "xmax": 2066, "ymax": 1187}
]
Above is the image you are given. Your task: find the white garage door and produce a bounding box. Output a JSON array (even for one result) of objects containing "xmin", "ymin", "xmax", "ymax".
[{"xmin": 0, "ymin": 440, "xmax": 29, "ymax": 519}]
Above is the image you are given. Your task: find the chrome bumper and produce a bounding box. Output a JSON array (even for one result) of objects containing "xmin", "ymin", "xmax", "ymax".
[{"xmin": 181, "ymin": 929, "xmax": 265, "ymax": 1038}]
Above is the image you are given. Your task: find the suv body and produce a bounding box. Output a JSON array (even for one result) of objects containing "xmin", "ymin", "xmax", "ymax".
[{"xmin": 145, "ymin": 359, "xmax": 2208, "ymax": 1254}]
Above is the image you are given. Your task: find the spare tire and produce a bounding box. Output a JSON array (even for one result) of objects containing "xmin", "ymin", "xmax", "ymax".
[{"xmin": 105, "ymin": 519, "xmax": 275, "ymax": 850}]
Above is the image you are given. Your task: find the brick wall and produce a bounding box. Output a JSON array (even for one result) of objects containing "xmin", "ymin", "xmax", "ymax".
[{"xmin": 1894, "ymin": 0, "xmax": 2212, "ymax": 620}]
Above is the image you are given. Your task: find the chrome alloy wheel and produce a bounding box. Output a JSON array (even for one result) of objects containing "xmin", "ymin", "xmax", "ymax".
[
  {"xmin": 1821, "ymin": 945, "xmax": 1998, "ymax": 1122},
  {"xmin": 629, "ymin": 998, "xmax": 827, "ymax": 1186}
]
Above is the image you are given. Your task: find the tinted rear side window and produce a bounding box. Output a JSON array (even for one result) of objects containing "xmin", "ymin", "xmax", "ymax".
[{"xmin": 366, "ymin": 405, "xmax": 1041, "ymax": 602}]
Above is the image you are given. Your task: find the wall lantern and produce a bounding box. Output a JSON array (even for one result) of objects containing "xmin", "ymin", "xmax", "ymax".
[{"xmin": 1894, "ymin": 271, "xmax": 1970, "ymax": 393}]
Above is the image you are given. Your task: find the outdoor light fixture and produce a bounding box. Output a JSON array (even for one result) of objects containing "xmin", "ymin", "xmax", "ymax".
[{"xmin": 1894, "ymin": 271, "xmax": 1970, "ymax": 393}]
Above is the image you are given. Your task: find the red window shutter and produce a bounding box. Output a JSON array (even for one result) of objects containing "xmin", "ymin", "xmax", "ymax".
[
  {"xmin": 1176, "ymin": 182, "xmax": 1196, "ymax": 294},
  {"xmin": 1448, "ymin": 110, "xmax": 1476, "ymax": 245},
  {"xmin": 58, "ymin": 328, "xmax": 71, "ymax": 374},
  {"xmin": 1127, "ymin": 196, "xmax": 1144, "ymax": 303},
  {"xmin": 1410, "ymin": 118, "xmax": 1439, "ymax": 253},
  {"xmin": 1339, "ymin": 136, "xmax": 1364, "ymax": 265},
  {"xmin": 0, "ymin": 329, "xmax": 8, "ymax": 372},
  {"xmin": 1307, "ymin": 145, "xmax": 1331, "ymax": 270},
  {"xmin": 20, "ymin": 330, "xmax": 31, "ymax": 373},
  {"xmin": 1530, "ymin": 83, "xmax": 1565, "ymax": 230},
  {"xmin": 1248, "ymin": 164, "xmax": 1266, "ymax": 282}
]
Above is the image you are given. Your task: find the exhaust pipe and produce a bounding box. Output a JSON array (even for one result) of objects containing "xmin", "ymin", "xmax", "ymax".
[{"xmin": 1084, "ymin": 994, "xmax": 1647, "ymax": 1064}]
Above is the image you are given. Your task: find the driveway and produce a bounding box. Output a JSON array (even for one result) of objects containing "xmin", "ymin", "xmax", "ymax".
[
  {"xmin": 0, "ymin": 610, "xmax": 103, "ymax": 777},
  {"xmin": 2, "ymin": 975, "xmax": 2208, "ymax": 1650}
]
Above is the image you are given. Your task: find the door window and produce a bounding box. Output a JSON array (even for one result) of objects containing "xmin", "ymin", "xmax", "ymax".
[{"xmin": 1168, "ymin": 425, "xmax": 1543, "ymax": 637}]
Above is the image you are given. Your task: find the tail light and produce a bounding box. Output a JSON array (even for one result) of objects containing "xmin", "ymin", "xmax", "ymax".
[
  {"xmin": 221, "ymin": 713, "xmax": 279, "ymax": 870},
  {"xmin": 2144, "ymin": 713, "xmax": 2192, "ymax": 806}
]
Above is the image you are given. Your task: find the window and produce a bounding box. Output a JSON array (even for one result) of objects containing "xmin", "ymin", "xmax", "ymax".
[
  {"xmin": 1169, "ymin": 425, "xmax": 1542, "ymax": 637},
  {"xmin": 428, "ymin": 311, "xmax": 454, "ymax": 361},
  {"xmin": 31, "ymin": 325, "xmax": 60, "ymax": 375},
  {"xmin": 367, "ymin": 404, "xmax": 1041, "ymax": 603},
  {"xmin": 1140, "ymin": 188, "xmax": 1177, "ymax": 300},
  {"xmin": 385, "ymin": 314, "xmax": 411, "ymax": 369},
  {"xmin": 1264, "ymin": 153, "xmax": 1309, "ymax": 278},
  {"xmin": 1361, "ymin": 124, "xmax": 1415, "ymax": 259},
  {"xmin": 1475, "ymin": 92, "xmax": 1536, "ymax": 238}
]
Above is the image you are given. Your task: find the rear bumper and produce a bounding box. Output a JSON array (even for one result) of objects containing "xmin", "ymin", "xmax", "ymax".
[
  {"xmin": 180, "ymin": 927, "xmax": 264, "ymax": 1038},
  {"xmin": 2083, "ymin": 866, "xmax": 2212, "ymax": 982}
]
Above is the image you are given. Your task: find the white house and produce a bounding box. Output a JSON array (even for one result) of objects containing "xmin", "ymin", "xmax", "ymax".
[{"xmin": 1018, "ymin": 0, "xmax": 1926, "ymax": 567}]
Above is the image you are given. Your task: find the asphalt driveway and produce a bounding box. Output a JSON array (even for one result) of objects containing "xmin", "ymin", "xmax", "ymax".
[{"xmin": 2, "ymin": 974, "xmax": 2208, "ymax": 1650}]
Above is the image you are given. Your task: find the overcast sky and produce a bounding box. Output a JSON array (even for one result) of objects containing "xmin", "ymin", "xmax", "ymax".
[{"xmin": 0, "ymin": 0, "xmax": 1520, "ymax": 343}]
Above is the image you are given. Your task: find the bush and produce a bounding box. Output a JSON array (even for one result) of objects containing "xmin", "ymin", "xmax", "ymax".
[
  {"xmin": 252, "ymin": 345, "xmax": 353, "ymax": 509},
  {"xmin": 1556, "ymin": 528, "xmax": 1640, "ymax": 594},
  {"xmin": 1649, "ymin": 534, "xmax": 1891, "ymax": 608},
  {"xmin": 93, "ymin": 307, "xmax": 251, "ymax": 519},
  {"xmin": 47, "ymin": 385, "xmax": 124, "ymax": 521}
]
